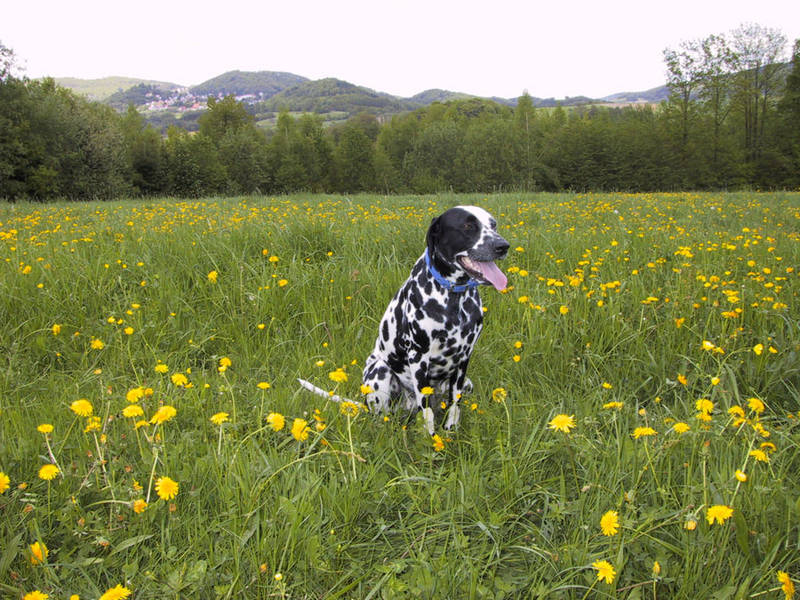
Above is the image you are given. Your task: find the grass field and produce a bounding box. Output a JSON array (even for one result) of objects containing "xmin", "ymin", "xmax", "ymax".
[{"xmin": 1, "ymin": 192, "xmax": 799, "ymax": 599}]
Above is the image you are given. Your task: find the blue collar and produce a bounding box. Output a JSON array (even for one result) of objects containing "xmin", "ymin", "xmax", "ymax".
[{"xmin": 425, "ymin": 248, "xmax": 480, "ymax": 292}]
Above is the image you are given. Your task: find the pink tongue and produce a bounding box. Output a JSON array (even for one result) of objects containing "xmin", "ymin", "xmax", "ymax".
[{"xmin": 474, "ymin": 261, "xmax": 508, "ymax": 291}]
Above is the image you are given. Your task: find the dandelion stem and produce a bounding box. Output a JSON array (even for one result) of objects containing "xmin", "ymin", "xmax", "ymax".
[{"xmin": 146, "ymin": 447, "xmax": 159, "ymax": 504}]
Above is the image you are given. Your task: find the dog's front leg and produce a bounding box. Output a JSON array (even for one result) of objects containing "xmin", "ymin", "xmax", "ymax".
[{"xmin": 444, "ymin": 363, "xmax": 469, "ymax": 430}]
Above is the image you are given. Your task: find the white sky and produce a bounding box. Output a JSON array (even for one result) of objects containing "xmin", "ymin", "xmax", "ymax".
[{"xmin": 4, "ymin": 0, "xmax": 799, "ymax": 99}]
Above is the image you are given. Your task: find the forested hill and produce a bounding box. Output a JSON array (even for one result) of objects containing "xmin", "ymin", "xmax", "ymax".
[
  {"xmin": 258, "ymin": 78, "xmax": 420, "ymax": 114},
  {"xmin": 190, "ymin": 70, "xmax": 308, "ymax": 98}
]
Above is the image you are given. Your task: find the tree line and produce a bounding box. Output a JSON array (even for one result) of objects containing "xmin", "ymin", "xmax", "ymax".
[{"xmin": 1, "ymin": 24, "xmax": 799, "ymax": 201}]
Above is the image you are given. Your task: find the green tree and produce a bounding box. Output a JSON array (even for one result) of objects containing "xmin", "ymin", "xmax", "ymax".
[
  {"xmin": 333, "ymin": 121, "xmax": 375, "ymax": 192},
  {"xmin": 198, "ymin": 95, "xmax": 254, "ymax": 144}
]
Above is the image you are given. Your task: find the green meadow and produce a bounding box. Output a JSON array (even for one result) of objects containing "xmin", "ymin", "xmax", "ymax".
[{"xmin": 0, "ymin": 192, "xmax": 798, "ymax": 599}]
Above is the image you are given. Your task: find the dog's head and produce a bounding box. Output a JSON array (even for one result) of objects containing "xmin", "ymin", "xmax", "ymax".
[{"xmin": 426, "ymin": 206, "xmax": 509, "ymax": 291}]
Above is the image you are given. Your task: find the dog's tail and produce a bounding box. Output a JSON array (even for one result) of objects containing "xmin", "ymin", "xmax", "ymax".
[{"xmin": 297, "ymin": 378, "xmax": 367, "ymax": 410}]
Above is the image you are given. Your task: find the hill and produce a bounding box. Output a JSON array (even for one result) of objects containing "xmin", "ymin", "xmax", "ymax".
[
  {"xmin": 259, "ymin": 77, "xmax": 419, "ymax": 115},
  {"xmin": 190, "ymin": 70, "xmax": 308, "ymax": 99},
  {"xmin": 54, "ymin": 76, "xmax": 181, "ymax": 101}
]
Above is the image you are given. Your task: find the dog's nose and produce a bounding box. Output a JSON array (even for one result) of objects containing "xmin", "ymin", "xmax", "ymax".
[{"xmin": 494, "ymin": 237, "xmax": 510, "ymax": 257}]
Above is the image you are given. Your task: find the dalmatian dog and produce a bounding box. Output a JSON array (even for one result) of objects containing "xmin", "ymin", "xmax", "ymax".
[{"xmin": 299, "ymin": 205, "xmax": 508, "ymax": 435}]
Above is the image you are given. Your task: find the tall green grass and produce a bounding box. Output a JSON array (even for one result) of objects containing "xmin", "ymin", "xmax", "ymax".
[{"xmin": 1, "ymin": 193, "xmax": 798, "ymax": 599}]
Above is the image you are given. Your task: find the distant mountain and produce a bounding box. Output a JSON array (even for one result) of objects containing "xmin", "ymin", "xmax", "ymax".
[
  {"xmin": 601, "ymin": 85, "xmax": 670, "ymax": 104},
  {"xmin": 54, "ymin": 76, "xmax": 181, "ymax": 101},
  {"xmin": 408, "ymin": 89, "xmax": 473, "ymax": 104},
  {"xmin": 190, "ymin": 70, "xmax": 308, "ymax": 98},
  {"xmin": 260, "ymin": 77, "xmax": 418, "ymax": 114}
]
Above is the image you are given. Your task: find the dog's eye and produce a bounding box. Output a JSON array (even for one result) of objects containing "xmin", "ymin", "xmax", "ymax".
[{"xmin": 463, "ymin": 222, "xmax": 475, "ymax": 231}]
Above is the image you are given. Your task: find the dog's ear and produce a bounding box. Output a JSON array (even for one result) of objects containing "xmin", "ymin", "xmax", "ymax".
[{"xmin": 426, "ymin": 216, "xmax": 440, "ymax": 255}]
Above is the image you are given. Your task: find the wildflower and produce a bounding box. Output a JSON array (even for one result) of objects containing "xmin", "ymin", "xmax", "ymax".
[
  {"xmin": 291, "ymin": 418, "xmax": 310, "ymax": 441},
  {"xmin": 98, "ymin": 584, "xmax": 132, "ymax": 600},
  {"xmin": 673, "ymin": 422, "xmax": 690, "ymax": 434},
  {"xmin": 432, "ymin": 434, "xmax": 445, "ymax": 452},
  {"xmin": 513, "ymin": 355, "xmax": 521, "ymax": 362},
  {"xmin": 747, "ymin": 397, "xmax": 765, "ymax": 414},
  {"xmin": 601, "ymin": 382, "xmax": 612, "ymax": 389},
  {"xmin": 702, "ymin": 340, "xmax": 716, "ymax": 352},
  {"xmin": 207, "ymin": 270, "xmax": 218, "ymax": 283},
  {"xmin": 274, "ymin": 572, "xmax": 283, "ymax": 581},
  {"xmin": 328, "ymin": 369, "xmax": 348, "ymax": 383},
  {"xmin": 218, "ymin": 356, "xmax": 232, "ymax": 372},
  {"xmin": 592, "ymin": 559, "xmax": 616, "ymax": 584},
  {"xmin": 684, "ymin": 519, "xmax": 697, "ymax": 531},
  {"xmin": 23, "ymin": 592, "xmax": 49, "ymax": 600},
  {"xmin": 777, "ymin": 571, "xmax": 795, "ymax": 600},
  {"xmin": 652, "ymin": 561, "xmax": 661, "ymax": 577},
  {"xmin": 749, "ymin": 449, "xmax": 770, "ymax": 463},
  {"xmin": 0, "ymin": 471, "xmax": 9, "ymax": 494},
  {"xmin": 753, "ymin": 343, "xmax": 764, "ymax": 356},
  {"xmin": 559, "ymin": 305, "xmax": 569, "ymax": 315},
  {"xmin": 267, "ymin": 412, "xmax": 285, "ymax": 431},
  {"xmin": 90, "ymin": 338, "xmax": 105, "ymax": 350},
  {"xmin": 38, "ymin": 464, "xmax": 59, "ymax": 481},
  {"xmin": 695, "ymin": 398, "xmax": 714, "ymax": 414},
  {"xmin": 52, "ymin": 323, "xmax": 62, "ymax": 335},
  {"xmin": 603, "ymin": 401, "xmax": 624, "ymax": 410},
  {"xmin": 155, "ymin": 363, "xmax": 169, "ymax": 374},
  {"xmin": 632, "ymin": 427, "xmax": 657, "ymax": 439},
  {"xmin": 710, "ymin": 376, "xmax": 720, "ymax": 386},
  {"xmin": 360, "ymin": 384, "xmax": 374, "ymax": 395},
  {"xmin": 420, "ymin": 386, "xmax": 434, "ymax": 396},
  {"xmin": 492, "ymin": 387, "xmax": 508, "ymax": 403},
  {"xmin": 155, "ymin": 476, "xmax": 179, "ymax": 501},
  {"xmin": 37, "ymin": 423, "xmax": 53, "ymax": 434},
  {"xmin": 29, "ymin": 541, "xmax": 48, "ymax": 564},
  {"xmin": 132, "ymin": 499, "xmax": 148, "ymax": 513},
  {"xmin": 210, "ymin": 412, "xmax": 229, "ymax": 425},
  {"xmin": 70, "ymin": 398, "xmax": 93, "ymax": 417},
  {"xmin": 257, "ymin": 382, "xmax": 271, "ymax": 390},
  {"xmin": 677, "ymin": 374, "xmax": 688, "ymax": 386},
  {"xmin": 548, "ymin": 414, "xmax": 576, "ymax": 434},
  {"xmin": 170, "ymin": 372, "xmax": 188, "ymax": 387},
  {"xmin": 600, "ymin": 510, "xmax": 620, "ymax": 536},
  {"xmin": 706, "ymin": 504, "xmax": 734, "ymax": 525},
  {"xmin": 122, "ymin": 405, "xmax": 144, "ymax": 418},
  {"xmin": 150, "ymin": 405, "xmax": 177, "ymax": 425},
  {"xmin": 760, "ymin": 441, "xmax": 777, "ymax": 453},
  {"xmin": 340, "ymin": 401, "xmax": 360, "ymax": 417},
  {"xmin": 675, "ymin": 317, "xmax": 685, "ymax": 328},
  {"xmin": 126, "ymin": 387, "xmax": 146, "ymax": 403},
  {"xmin": 735, "ymin": 470, "xmax": 747, "ymax": 482},
  {"xmin": 278, "ymin": 279, "xmax": 288, "ymax": 287}
]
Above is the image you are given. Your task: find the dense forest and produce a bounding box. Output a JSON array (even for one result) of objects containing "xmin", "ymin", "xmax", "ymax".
[{"xmin": 1, "ymin": 24, "xmax": 799, "ymax": 200}]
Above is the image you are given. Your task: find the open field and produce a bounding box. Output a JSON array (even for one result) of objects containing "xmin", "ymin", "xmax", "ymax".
[{"xmin": 1, "ymin": 192, "xmax": 799, "ymax": 599}]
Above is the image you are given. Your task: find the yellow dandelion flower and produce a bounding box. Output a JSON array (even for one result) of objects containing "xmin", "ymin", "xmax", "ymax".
[
  {"xmin": 513, "ymin": 355, "xmax": 521, "ymax": 362},
  {"xmin": 706, "ymin": 504, "xmax": 733, "ymax": 525},
  {"xmin": 37, "ymin": 423, "xmax": 53, "ymax": 434},
  {"xmin": 701, "ymin": 340, "xmax": 716, "ymax": 352},
  {"xmin": 155, "ymin": 362, "xmax": 169, "ymax": 374},
  {"xmin": 257, "ymin": 381, "xmax": 271, "ymax": 390},
  {"xmin": 632, "ymin": 426, "xmax": 657, "ymax": 439},
  {"xmin": 603, "ymin": 401, "xmax": 624, "ymax": 410},
  {"xmin": 98, "ymin": 584, "xmax": 132, "ymax": 600},
  {"xmin": 673, "ymin": 422, "xmax": 690, "ymax": 434},
  {"xmin": 749, "ymin": 449, "xmax": 770, "ymax": 463},
  {"xmin": 132, "ymin": 499, "xmax": 148, "ymax": 513},
  {"xmin": 267, "ymin": 412, "xmax": 285, "ymax": 431},
  {"xmin": 760, "ymin": 441, "xmax": 777, "ymax": 453},
  {"xmin": 735, "ymin": 470, "xmax": 747, "ymax": 482},
  {"xmin": 684, "ymin": 519, "xmax": 697, "ymax": 531},
  {"xmin": 150, "ymin": 405, "xmax": 177, "ymax": 425},
  {"xmin": 38, "ymin": 464, "xmax": 59, "ymax": 481},
  {"xmin": 23, "ymin": 591, "xmax": 49, "ymax": 600},
  {"xmin": 753, "ymin": 343, "xmax": 764, "ymax": 356},
  {"xmin": 155, "ymin": 476, "xmax": 179, "ymax": 501},
  {"xmin": 432, "ymin": 434, "xmax": 445, "ymax": 452},
  {"xmin": 0, "ymin": 471, "xmax": 9, "ymax": 494},
  {"xmin": 278, "ymin": 279, "xmax": 288, "ymax": 287},
  {"xmin": 695, "ymin": 398, "xmax": 714, "ymax": 413},
  {"xmin": 328, "ymin": 369, "xmax": 348, "ymax": 383},
  {"xmin": 84, "ymin": 416, "xmax": 101, "ymax": 433},
  {"xmin": 548, "ymin": 414, "xmax": 576, "ymax": 434},
  {"xmin": 29, "ymin": 541, "xmax": 48, "ymax": 564},
  {"xmin": 360, "ymin": 384, "xmax": 374, "ymax": 395},
  {"xmin": 746, "ymin": 397, "xmax": 765, "ymax": 414},
  {"xmin": 600, "ymin": 510, "xmax": 620, "ymax": 536},
  {"xmin": 52, "ymin": 323, "xmax": 61, "ymax": 336},
  {"xmin": 210, "ymin": 412, "xmax": 229, "ymax": 425},
  {"xmin": 492, "ymin": 387, "xmax": 508, "ymax": 403},
  {"xmin": 291, "ymin": 418, "xmax": 310, "ymax": 441},
  {"xmin": 70, "ymin": 398, "xmax": 93, "ymax": 417},
  {"xmin": 777, "ymin": 571, "xmax": 795, "ymax": 600},
  {"xmin": 340, "ymin": 401, "xmax": 360, "ymax": 417},
  {"xmin": 90, "ymin": 338, "xmax": 105, "ymax": 350},
  {"xmin": 207, "ymin": 270, "xmax": 218, "ymax": 283},
  {"xmin": 420, "ymin": 386, "xmax": 434, "ymax": 396},
  {"xmin": 559, "ymin": 305, "xmax": 569, "ymax": 315},
  {"xmin": 126, "ymin": 387, "xmax": 145, "ymax": 403},
  {"xmin": 592, "ymin": 560, "xmax": 616, "ymax": 584},
  {"xmin": 122, "ymin": 405, "xmax": 144, "ymax": 418},
  {"xmin": 170, "ymin": 372, "xmax": 188, "ymax": 387}
]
